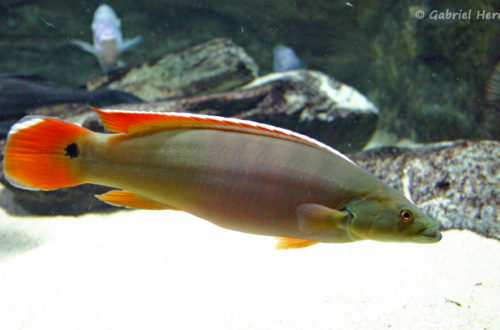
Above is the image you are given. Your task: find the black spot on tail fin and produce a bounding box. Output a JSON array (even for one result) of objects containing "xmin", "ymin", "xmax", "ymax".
[{"xmin": 64, "ymin": 143, "xmax": 79, "ymax": 158}]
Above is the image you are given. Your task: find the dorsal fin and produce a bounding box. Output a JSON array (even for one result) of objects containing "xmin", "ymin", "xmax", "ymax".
[{"xmin": 91, "ymin": 107, "xmax": 354, "ymax": 163}]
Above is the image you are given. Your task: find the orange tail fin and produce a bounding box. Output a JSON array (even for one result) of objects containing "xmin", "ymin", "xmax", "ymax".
[{"xmin": 3, "ymin": 116, "xmax": 91, "ymax": 190}]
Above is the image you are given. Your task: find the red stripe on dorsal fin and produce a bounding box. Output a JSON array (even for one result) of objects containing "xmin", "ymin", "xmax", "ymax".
[{"xmin": 91, "ymin": 107, "xmax": 354, "ymax": 163}]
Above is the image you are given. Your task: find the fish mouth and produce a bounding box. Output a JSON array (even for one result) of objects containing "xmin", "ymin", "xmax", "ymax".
[
  {"xmin": 415, "ymin": 227, "xmax": 442, "ymax": 242},
  {"xmin": 100, "ymin": 34, "xmax": 118, "ymax": 41}
]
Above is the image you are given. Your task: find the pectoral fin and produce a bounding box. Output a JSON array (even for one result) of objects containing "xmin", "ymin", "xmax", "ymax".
[
  {"xmin": 120, "ymin": 36, "xmax": 143, "ymax": 52},
  {"xmin": 70, "ymin": 40, "xmax": 95, "ymax": 54},
  {"xmin": 276, "ymin": 237, "xmax": 319, "ymax": 249},
  {"xmin": 296, "ymin": 203, "xmax": 347, "ymax": 233},
  {"xmin": 95, "ymin": 190, "xmax": 177, "ymax": 210}
]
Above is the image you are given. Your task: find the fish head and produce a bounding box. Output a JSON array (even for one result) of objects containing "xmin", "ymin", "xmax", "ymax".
[
  {"xmin": 92, "ymin": 4, "xmax": 122, "ymax": 50},
  {"xmin": 344, "ymin": 197, "xmax": 442, "ymax": 243},
  {"xmin": 92, "ymin": 5, "xmax": 121, "ymax": 30},
  {"xmin": 273, "ymin": 44, "xmax": 302, "ymax": 72}
]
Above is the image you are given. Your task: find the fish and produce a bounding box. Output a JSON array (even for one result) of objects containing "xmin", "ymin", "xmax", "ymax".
[
  {"xmin": 273, "ymin": 45, "xmax": 304, "ymax": 72},
  {"xmin": 3, "ymin": 107, "xmax": 442, "ymax": 248},
  {"xmin": 0, "ymin": 75, "xmax": 142, "ymax": 119},
  {"xmin": 71, "ymin": 4, "xmax": 142, "ymax": 71}
]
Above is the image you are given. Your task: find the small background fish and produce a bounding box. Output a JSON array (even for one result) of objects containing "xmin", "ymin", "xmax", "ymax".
[
  {"xmin": 273, "ymin": 44, "xmax": 304, "ymax": 72},
  {"xmin": 71, "ymin": 4, "xmax": 142, "ymax": 71}
]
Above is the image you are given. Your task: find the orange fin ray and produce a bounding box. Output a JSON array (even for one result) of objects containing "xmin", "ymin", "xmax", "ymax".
[
  {"xmin": 3, "ymin": 116, "xmax": 89, "ymax": 190},
  {"xmin": 95, "ymin": 190, "xmax": 177, "ymax": 210},
  {"xmin": 275, "ymin": 237, "xmax": 320, "ymax": 249}
]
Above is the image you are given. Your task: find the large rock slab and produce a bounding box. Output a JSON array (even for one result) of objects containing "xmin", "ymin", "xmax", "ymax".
[
  {"xmin": 239, "ymin": 70, "xmax": 379, "ymax": 153},
  {"xmin": 0, "ymin": 69, "xmax": 379, "ymax": 215},
  {"xmin": 86, "ymin": 38, "xmax": 259, "ymax": 102},
  {"xmin": 101, "ymin": 69, "xmax": 379, "ymax": 153},
  {"xmin": 352, "ymin": 140, "xmax": 500, "ymax": 240},
  {"xmin": 28, "ymin": 70, "xmax": 380, "ymax": 154}
]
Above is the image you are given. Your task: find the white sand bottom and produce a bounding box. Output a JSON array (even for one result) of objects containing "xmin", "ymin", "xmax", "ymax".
[{"xmin": 0, "ymin": 208, "xmax": 499, "ymax": 330}]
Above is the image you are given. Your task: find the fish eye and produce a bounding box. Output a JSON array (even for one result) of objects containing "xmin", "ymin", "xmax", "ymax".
[{"xmin": 399, "ymin": 210, "xmax": 412, "ymax": 223}]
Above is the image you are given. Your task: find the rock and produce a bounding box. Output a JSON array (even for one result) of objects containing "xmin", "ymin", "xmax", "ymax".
[
  {"xmin": 0, "ymin": 75, "xmax": 142, "ymax": 121},
  {"xmin": 239, "ymin": 70, "xmax": 379, "ymax": 153},
  {"xmin": 103, "ymin": 70, "xmax": 379, "ymax": 153},
  {"xmin": 86, "ymin": 38, "xmax": 259, "ymax": 102},
  {"xmin": 352, "ymin": 140, "xmax": 500, "ymax": 240},
  {"xmin": 27, "ymin": 103, "xmax": 103, "ymax": 125},
  {"xmin": 31, "ymin": 70, "xmax": 380, "ymax": 154},
  {"xmin": 1, "ymin": 69, "xmax": 378, "ymax": 215},
  {"xmin": 0, "ymin": 36, "xmax": 259, "ymax": 135},
  {"xmin": 0, "ymin": 183, "xmax": 111, "ymax": 216}
]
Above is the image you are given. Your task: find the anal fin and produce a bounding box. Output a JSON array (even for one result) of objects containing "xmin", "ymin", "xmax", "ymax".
[
  {"xmin": 276, "ymin": 237, "xmax": 319, "ymax": 249},
  {"xmin": 95, "ymin": 190, "xmax": 177, "ymax": 210}
]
